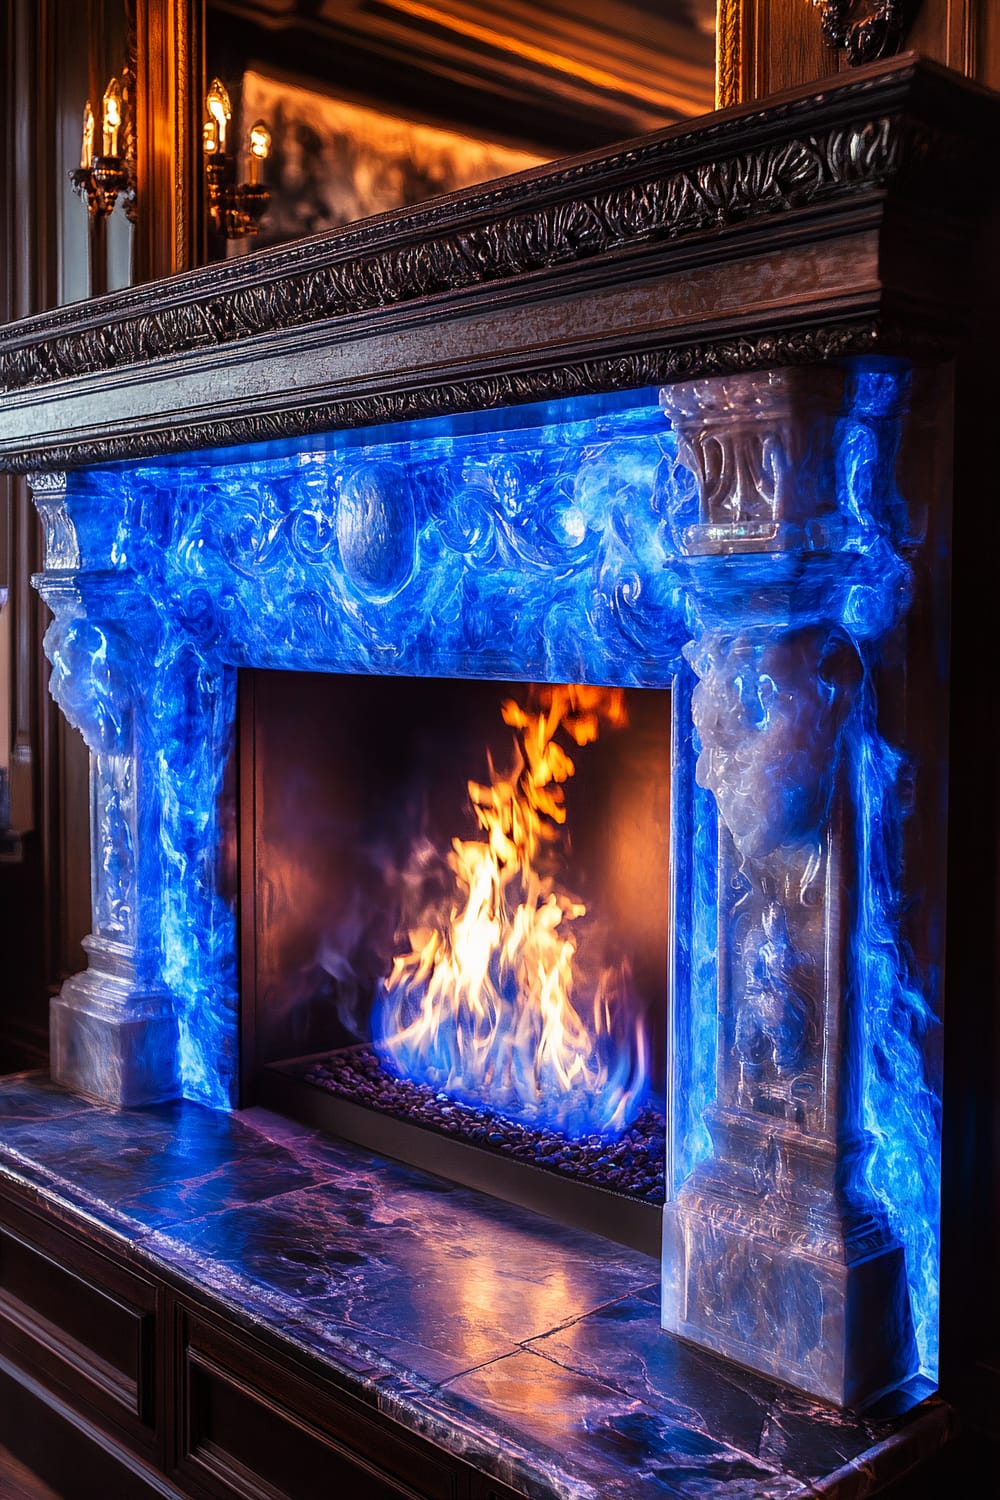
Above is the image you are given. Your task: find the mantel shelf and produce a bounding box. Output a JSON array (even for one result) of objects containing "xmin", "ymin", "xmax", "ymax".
[
  {"xmin": 0, "ymin": 1073, "xmax": 948, "ymax": 1500},
  {"xmin": 0, "ymin": 53, "xmax": 996, "ymax": 475}
]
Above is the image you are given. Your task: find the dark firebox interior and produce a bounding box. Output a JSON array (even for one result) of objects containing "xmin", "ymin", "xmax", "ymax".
[{"xmin": 240, "ymin": 669, "xmax": 671, "ymax": 1251}]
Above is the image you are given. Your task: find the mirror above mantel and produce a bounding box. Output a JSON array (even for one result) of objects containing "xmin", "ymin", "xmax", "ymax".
[{"xmin": 204, "ymin": 0, "xmax": 717, "ymax": 252}]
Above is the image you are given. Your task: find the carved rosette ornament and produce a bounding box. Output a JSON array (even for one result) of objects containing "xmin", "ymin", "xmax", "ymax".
[{"xmin": 659, "ymin": 367, "xmax": 918, "ymax": 1405}]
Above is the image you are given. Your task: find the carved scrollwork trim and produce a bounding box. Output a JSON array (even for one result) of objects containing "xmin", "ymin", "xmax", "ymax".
[
  {"xmin": 0, "ymin": 78, "xmax": 954, "ymax": 399},
  {"xmin": 2, "ymin": 320, "xmax": 915, "ymax": 474}
]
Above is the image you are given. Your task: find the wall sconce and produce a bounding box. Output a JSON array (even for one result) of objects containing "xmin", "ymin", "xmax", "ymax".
[
  {"xmin": 203, "ymin": 78, "xmax": 271, "ymax": 240},
  {"xmin": 69, "ymin": 76, "xmax": 135, "ymax": 219}
]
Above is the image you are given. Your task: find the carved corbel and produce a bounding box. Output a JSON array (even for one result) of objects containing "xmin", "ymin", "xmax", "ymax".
[
  {"xmin": 41, "ymin": 603, "xmax": 145, "ymax": 756},
  {"xmin": 28, "ymin": 471, "xmax": 80, "ymax": 571},
  {"xmin": 687, "ymin": 625, "xmax": 859, "ymax": 865}
]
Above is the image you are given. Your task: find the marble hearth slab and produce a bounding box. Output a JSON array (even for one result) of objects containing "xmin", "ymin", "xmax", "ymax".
[{"xmin": 0, "ymin": 1073, "xmax": 945, "ymax": 1500}]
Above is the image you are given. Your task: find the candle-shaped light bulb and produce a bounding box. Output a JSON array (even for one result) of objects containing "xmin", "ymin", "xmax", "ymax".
[
  {"xmin": 247, "ymin": 120, "xmax": 270, "ymax": 184},
  {"xmin": 102, "ymin": 76, "xmax": 122, "ymax": 156},
  {"xmin": 205, "ymin": 78, "xmax": 232, "ymax": 155},
  {"xmin": 80, "ymin": 100, "xmax": 95, "ymax": 169}
]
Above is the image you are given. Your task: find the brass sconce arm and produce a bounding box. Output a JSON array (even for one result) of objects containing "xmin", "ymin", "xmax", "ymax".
[
  {"xmin": 204, "ymin": 79, "xmax": 271, "ymax": 241},
  {"xmin": 69, "ymin": 80, "xmax": 136, "ymax": 220}
]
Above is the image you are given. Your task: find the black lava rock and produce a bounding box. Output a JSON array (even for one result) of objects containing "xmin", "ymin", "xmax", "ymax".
[{"xmin": 300, "ymin": 1045, "xmax": 666, "ymax": 1204}]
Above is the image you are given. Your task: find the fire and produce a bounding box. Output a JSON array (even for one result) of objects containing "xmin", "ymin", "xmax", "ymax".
[{"xmin": 372, "ymin": 684, "xmax": 648, "ymax": 1137}]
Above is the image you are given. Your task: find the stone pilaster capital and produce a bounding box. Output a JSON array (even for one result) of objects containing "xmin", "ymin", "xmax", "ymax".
[{"xmin": 659, "ymin": 367, "xmax": 846, "ymax": 557}]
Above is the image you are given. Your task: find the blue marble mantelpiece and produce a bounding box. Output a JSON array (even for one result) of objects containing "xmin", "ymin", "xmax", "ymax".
[
  {"xmin": 0, "ymin": 1073, "xmax": 945, "ymax": 1500},
  {"xmin": 27, "ymin": 366, "xmax": 945, "ymax": 1407}
]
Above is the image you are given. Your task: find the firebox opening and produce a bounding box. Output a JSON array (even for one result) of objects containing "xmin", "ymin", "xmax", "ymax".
[{"xmin": 241, "ymin": 668, "xmax": 670, "ymax": 1252}]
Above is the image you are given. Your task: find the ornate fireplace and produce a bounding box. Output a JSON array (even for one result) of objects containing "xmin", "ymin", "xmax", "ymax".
[
  {"xmin": 25, "ymin": 357, "xmax": 941, "ymax": 1407},
  {"xmin": 2, "ymin": 54, "xmax": 996, "ymax": 1427}
]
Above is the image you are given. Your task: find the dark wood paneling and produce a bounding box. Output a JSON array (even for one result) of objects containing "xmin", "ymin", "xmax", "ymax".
[
  {"xmin": 0, "ymin": 835, "xmax": 48, "ymax": 1072},
  {"xmin": 906, "ymin": 0, "xmax": 994, "ymax": 85},
  {"xmin": 0, "ymin": 1439, "xmax": 62, "ymax": 1500},
  {"xmin": 0, "ymin": 1192, "xmax": 159, "ymax": 1450},
  {"xmin": 749, "ymin": 0, "xmax": 837, "ymax": 100},
  {"xmin": 1, "ymin": 1, "xmax": 93, "ymax": 1070},
  {"xmin": 726, "ymin": 0, "xmax": 1000, "ymax": 104},
  {"xmin": 175, "ymin": 1307, "xmax": 465, "ymax": 1500},
  {"xmin": 133, "ymin": 1, "xmax": 205, "ymax": 280},
  {"xmin": 0, "ymin": 1229, "xmax": 151, "ymax": 1418},
  {"xmin": 0, "ymin": 1360, "xmax": 185, "ymax": 1500}
]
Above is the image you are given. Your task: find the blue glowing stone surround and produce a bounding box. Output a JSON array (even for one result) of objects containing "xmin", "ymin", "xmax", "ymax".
[{"xmin": 31, "ymin": 363, "xmax": 942, "ymax": 1405}]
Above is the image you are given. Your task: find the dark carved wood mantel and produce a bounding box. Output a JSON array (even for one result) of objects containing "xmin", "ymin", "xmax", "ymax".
[{"xmin": 0, "ymin": 55, "xmax": 994, "ymax": 475}]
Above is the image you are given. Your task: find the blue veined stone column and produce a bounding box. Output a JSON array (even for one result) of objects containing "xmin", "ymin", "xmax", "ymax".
[
  {"xmin": 29, "ymin": 472, "xmax": 179, "ymax": 1107},
  {"xmin": 659, "ymin": 367, "xmax": 920, "ymax": 1407}
]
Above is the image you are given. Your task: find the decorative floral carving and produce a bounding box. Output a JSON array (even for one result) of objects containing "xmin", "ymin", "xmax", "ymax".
[
  {"xmin": 0, "ymin": 105, "xmax": 915, "ymax": 398},
  {"xmin": 815, "ymin": 1, "xmax": 918, "ymax": 66},
  {"xmin": 2, "ymin": 321, "xmax": 900, "ymax": 475}
]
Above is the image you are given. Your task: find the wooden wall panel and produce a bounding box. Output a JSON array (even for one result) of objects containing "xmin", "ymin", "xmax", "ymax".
[
  {"xmin": 720, "ymin": 0, "xmax": 1000, "ymax": 105},
  {"xmin": 751, "ymin": 0, "xmax": 837, "ymax": 101},
  {"xmin": 0, "ymin": 1223, "xmax": 159, "ymax": 1445},
  {"xmin": 907, "ymin": 0, "xmax": 980, "ymax": 79},
  {"xmin": 133, "ymin": 0, "xmax": 205, "ymax": 281},
  {"xmin": 1, "ymin": 1, "xmax": 67, "ymax": 1069},
  {"xmin": 0, "ymin": 0, "xmax": 164, "ymax": 1068}
]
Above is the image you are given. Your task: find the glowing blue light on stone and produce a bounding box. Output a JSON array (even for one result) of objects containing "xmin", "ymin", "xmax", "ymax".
[
  {"xmin": 849, "ymin": 680, "xmax": 941, "ymax": 1377},
  {"xmin": 64, "ymin": 390, "xmax": 682, "ymax": 1116},
  {"xmin": 836, "ymin": 366, "xmax": 940, "ymax": 1376},
  {"xmin": 53, "ymin": 368, "xmax": 940, "ymax": 1383},
  {"xmin": 668, "ymin": 667, "xmax": 718, "ymax": 1190}
]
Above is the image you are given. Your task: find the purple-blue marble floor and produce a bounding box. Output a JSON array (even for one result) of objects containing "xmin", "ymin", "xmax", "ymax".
[{"xmin": 0, "ymin": 1073, "xmax": 946, "ymax": 1500}]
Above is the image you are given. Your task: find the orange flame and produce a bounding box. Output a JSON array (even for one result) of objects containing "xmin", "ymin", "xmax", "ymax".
[{"xmin": 372, "ymin": 684, "xmax": 648, "ymax": 1137}]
